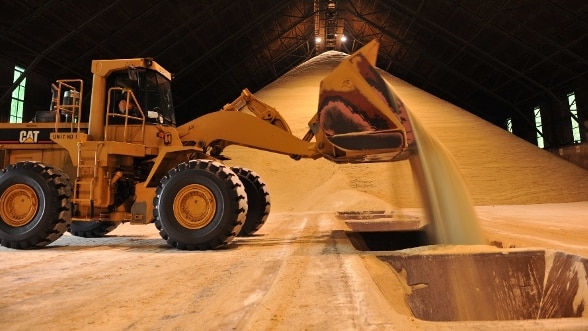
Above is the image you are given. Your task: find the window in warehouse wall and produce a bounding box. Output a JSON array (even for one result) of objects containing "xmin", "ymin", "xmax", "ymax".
[
  {"xmin": 534, "ymin": 106, "xmax": 544, "ymax": 148},
  {"xmin": 10, "ymin": 66, "xmax": 26, "ymax": 123},
  {"xmin": 567, "ymin": 91, "xmax": 581, "ymax": 144}
]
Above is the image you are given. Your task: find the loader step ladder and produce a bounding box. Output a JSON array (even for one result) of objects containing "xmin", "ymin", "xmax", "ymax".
[{"xmin": 72, "ymin": 142, "xmax": 103, "ymax": 207}]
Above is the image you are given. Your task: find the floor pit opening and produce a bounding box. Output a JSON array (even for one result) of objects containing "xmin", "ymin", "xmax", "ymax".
[{"xmin": 375, "ymin": 248, "xmax": 588, "ymax": 321}]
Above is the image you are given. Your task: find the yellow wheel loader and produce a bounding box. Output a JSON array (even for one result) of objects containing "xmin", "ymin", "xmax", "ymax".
[{"xmin": 0, "ymin": 40, "xmax": 416, "ymax": 250}]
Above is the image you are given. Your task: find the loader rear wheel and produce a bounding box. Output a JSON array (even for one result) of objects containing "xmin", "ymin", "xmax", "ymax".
[
  {"xmin": 153, "ymin": 160, "xmax": 247, "ymax": 250},
  {"xmin": 68, "ymin": 221, "xmax": 120, "ymax": 238},
  {"xmin": 231, "ymin": 167, "xmax": 270, "ymax": 236},
  {"xmin": 0, "ymin": 162, "xmax": 72, "ymax": 249}
]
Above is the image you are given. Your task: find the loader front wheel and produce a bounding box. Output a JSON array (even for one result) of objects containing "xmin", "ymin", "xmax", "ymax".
[
  {"xmin": 153, "ymin": 160, "xmax": 247, "ymax": 250},
  {"xmin": 68, "ymin": 221, "xmax": 120, "ymax": 238},
  {"xmin": 0, "ymin": 162, "xmax": 72, "ymax": 249},
  {"xmin": 231, "ymin": 167, "xmax": 270, "ymax": 236}
]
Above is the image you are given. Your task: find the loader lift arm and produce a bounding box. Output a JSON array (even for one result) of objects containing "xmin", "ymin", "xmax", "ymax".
[
  {"xmin": 223, "ymin": 88, "xmax": 293, "ymax": 135},
  {"xmin": 177, "ymin": 89, "xmax": 321, "ymax": 160},
  {"xmin": 176, "ymin": 102, "xmax": 320, "ymax": 160}
]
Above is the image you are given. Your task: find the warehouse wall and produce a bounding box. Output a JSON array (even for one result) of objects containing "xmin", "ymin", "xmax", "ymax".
[{"xmin": 0, "ymin": 58, "xmax": 52, "ymax": 123}]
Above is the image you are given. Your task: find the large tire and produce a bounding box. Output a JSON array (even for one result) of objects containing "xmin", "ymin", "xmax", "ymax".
[
  {"xmin": 153, "ymin": 159, "xmax": 247, "ymax": 250},
  {"xmin": 0, "ymin": 161, "xmax": 72, "ymax": 249},
  {"xmin": 68, "ymin": 221, "xmax": 120, "ymax": 238},
  {"xmin": 231, "ymin": 167, "xmax": 270, "ymax": 236}
]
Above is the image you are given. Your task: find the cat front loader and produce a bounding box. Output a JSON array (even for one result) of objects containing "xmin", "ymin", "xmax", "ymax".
[{"xmin": 0, "ymin": 40, "xmax": 416, "ymax": 250}]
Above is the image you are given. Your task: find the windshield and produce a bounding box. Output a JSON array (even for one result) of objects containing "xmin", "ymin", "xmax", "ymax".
[{"xmin": 109, "ymin": 68, "xmax": 176, "ymax": 126}]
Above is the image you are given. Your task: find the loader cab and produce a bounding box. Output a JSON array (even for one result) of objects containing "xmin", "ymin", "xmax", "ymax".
[{"xmin": 107, "ymin": 68, "xmax": 176, "ymax": 126}]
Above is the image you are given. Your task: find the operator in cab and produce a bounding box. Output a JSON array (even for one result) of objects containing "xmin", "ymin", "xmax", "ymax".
[{"xmin": 117, "ymin": 98, "xmax": 138, "ymax": 117}]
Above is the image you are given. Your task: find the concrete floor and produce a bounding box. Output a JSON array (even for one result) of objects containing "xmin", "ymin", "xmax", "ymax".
[{"xmin": 1, "ymin": 203, "xmax": 587, "ymax": 330}]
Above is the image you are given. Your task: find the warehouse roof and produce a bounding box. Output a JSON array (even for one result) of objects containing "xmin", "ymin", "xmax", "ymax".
[{"xmin": 2, "ymin": 0, "xmax": 587, "ymax": 127}]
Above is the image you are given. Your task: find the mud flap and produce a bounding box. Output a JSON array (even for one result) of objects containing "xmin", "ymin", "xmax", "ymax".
[{"xmin": 130, "ymin": 200, "xmax": 147, "ymax": 224}]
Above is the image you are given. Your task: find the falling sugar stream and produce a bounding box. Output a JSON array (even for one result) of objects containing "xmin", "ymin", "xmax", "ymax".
[
  {"xmin": 403, "ymin": 97, "xmax": 490, "ymax": 320},
  {"xmin": 406, "ymin": 108, "xmax": 485, "ymax": 245}
]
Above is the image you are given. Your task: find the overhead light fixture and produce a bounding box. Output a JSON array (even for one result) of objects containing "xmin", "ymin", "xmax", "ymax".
[
  {"xmin": 315, "ymin": 36, "xmax": 322, "ymax": 43},
  {"xmin": 340, "ymin": 35, "xmax": 347, "ymax": 42}
]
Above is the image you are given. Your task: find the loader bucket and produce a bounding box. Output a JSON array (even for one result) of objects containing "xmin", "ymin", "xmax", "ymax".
[{"xmin": 313, "ymin": 40, "xmax": 416, "ymax": 163}]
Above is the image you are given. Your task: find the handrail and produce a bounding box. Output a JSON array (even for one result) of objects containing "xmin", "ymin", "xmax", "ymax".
[{"xmin": 53, "ymin": 79, "xmax": 83, "ymax": 133}]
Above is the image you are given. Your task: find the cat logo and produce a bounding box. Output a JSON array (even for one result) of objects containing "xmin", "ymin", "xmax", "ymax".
[{"xmin": 19, "ymin": 130, "xmax": 40, "ymax": 143}]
